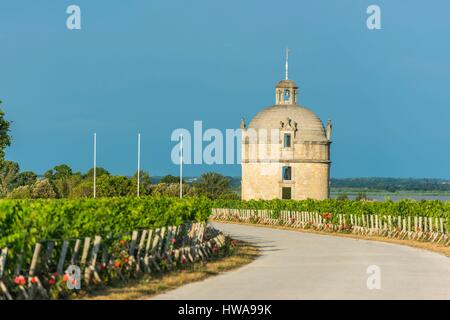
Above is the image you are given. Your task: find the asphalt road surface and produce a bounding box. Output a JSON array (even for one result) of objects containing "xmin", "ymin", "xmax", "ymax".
[{"xmin": 153, "ymin": 222, "xmax": 450, "ymax": 300}]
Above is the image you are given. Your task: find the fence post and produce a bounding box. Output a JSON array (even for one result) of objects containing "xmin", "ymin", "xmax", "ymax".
[
  {"xmin": 407, "ymin": 216, "xmax": 411, "ymax": 238},
  {"xmin": 14, "ymin": 252, "xmax": 23, "ymax": 278},
  {"xmin": 28, "ymin": 243, "xmax": 48, "ymax": 299},
  {"xmin": 143, "ymin": 229, "xmax": 154, "ymax": 273},
  {"xmin": 150, "ymin": 228, "xmax": 162, "ymax": 271},
  {"xmin": 151, "ymin": 228, "xmax": 161, "ymax": 254},
  {"xmin": 129, "ymin": 230, "xmax": 139, "ymax": 258},
  {"xmin": 0, "ymin": 248, "xmax": 12, "ymax": 300},
  {"xmin": 71, "ymin": 239, "xmax": 81, "ymax": 265},
  {"xmin": 136, "ymin": 230, "xmax": 148, "ymax": 272},
  {"xmin": 44, "ymin": 241, "xmax": 54, "ymax": 273},
  {"xmin": 85, "ymin": 236, "xmax": 101, "ymax": 285},
  {"xmin": 158, "ymin": 227, "xmax": 166, "ymax": 256},
  {"xmin": 57, "ymin": 241, "xmax": 69, "ymax": 275},
  {"xmin": 0, "ymin": 248, "xmax": 7, "ymax": 280},
  {"xmin": 80, "ymin": 237, "xmax": 91, "ymax": 268}
]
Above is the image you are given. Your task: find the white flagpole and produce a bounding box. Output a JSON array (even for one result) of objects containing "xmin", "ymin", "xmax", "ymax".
[
  {"xmin": 93, "ymin": 132, "xmax": 97, "ymax": 198},
  {"xmin": 179, "ymin": 134, "xmax": 183, "ymax": 199},
  {"xmin": 137, "ymin": 133, "xmax": 141, "ymax": 197}
]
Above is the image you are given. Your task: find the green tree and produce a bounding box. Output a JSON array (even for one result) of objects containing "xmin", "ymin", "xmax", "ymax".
[
  {"xmin": 160, "ymin": 175, "xmax": 182, "ymax": 184},
  {"xmin": 151, "ymin": 182, "xmax": 193, "ymax": 197},
  {"xmin": 53, "ymin": 174, "xmax": 83, "ymax": 198},
  {"xmin": 45, "ymin": 164, "xmax": 73, "ymax": 180},
  {"xmin": 8, "ymin": 185, "xmax": 32, "ymax": 199},
  {"xmin": 53, "ymin": 164, "xmax": 73, "ymax": 179},
  {"xmin": 193, "ymin": 172, "xmax": 232, "ymax": 199},
  {"xmin": 31, "ymin": 179, "xmax": 56, "ymax": 198},
  {"xmin": 0, "ymin": 160, "xmax": 19, "ymax": 197},
  {"xmin": 131, "ymin": 170, "xmax": 152, "ymax": 196},
  {"xmin": 84, "ymin": 167, "xmax": 110, "ymax": 179},
  {"xmin": 43, "ymin": 164, "xmax": 82, "ymax": 198},
  {"xmin": 10, "ymin": 171, "xmax": 37, "ymax": 190},
  {"xmin": 0, "ymin": 101, "xmax": 11, "ymax": 160},
  {"xmin": 70, "ymin": 180, "xmax": 93, "ymax": 198},
  {"xmin": 96, "ymin": 175, "xmax": 133, "ymax": 197}
]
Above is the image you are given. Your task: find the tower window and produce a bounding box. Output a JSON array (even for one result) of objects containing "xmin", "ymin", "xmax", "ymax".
[
  {"xmin": 282, "ymin": 187, "xmax": 291, "ymax": 199},
  {"xmin": 283, "ymin": 133, "xmax": 291, "ymax": 148},
  {"xmin": 282, "ymin": 166, "xmax": 292, "ymax": 181},
  {"xmin": 284, "ymin": 89, "xmax": 290, "ymax": 103}
]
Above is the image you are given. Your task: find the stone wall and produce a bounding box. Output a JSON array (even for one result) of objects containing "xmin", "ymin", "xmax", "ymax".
[{"xmin": 241, "ymin": 137, "xmax": 330, "ymax": 200}]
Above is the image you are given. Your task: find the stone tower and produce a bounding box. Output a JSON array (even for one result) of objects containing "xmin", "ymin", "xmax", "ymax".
[{"xmin": 240, "ymin": 55, "xmax": 331, "ymax": 200}]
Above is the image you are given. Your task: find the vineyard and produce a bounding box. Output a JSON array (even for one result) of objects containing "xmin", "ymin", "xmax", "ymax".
[
  {"xmin": 211, "ymin": 198, "xmax": 450, "ymax": 247},
  {"xmin": 0, "ymin": 196, "xmax": 221, "ymax": 300},
  {"xmin": 212, "ymin": 199, "xmax": 450, "ymax": 229},
  {"xmin": 2, "ymin": 197, "xmax": 450, "ymax": 254},
  {"xmin": 1, "ymin": 196, "xmax": 450, "ymax": 299},
  {"xmin": 0, "ymin": 197, "xmax": 211, "ymax": 251}
]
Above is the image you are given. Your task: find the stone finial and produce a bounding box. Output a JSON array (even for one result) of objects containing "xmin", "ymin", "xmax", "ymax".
[
  {"xmin": 240, "ymin": 117, "xmax": 246, "ymax": 129},
  {"xmin": 281, "ymin": 117, "xmax": 297, "ymax": 131},
  {"xmin": 326, "ymin": 119, "xmax": 332, "ymax": 140}
]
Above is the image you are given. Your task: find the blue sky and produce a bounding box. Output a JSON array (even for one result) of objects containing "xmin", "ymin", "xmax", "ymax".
[{"xmin": 1, "ymin": 0, "xmax": 450, "ymax": 178}]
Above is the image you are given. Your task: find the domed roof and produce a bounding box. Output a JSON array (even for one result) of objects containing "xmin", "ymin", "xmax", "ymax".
[
  {"xmin": 248, "ymin": 104, "xmax": 327, "ymax": 142},
  {"xmin": 275, "ymin": 79, "xmax": 298, "ymax": 89}
]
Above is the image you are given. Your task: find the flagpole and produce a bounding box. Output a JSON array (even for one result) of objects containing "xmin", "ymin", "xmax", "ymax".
[
  {"xmin": 93, "ymin": 132, "xmax": 96, "ymax": 198},
  {"xmin": 180, "ymin": 134, "xmax": 183, "ymax": 199},
  {"xmin": 137, "ymin": 133, "xmax": 141, "ymax": 197}
]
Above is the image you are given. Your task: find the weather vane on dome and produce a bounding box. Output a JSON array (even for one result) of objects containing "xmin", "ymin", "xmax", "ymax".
[{"xmin": 285, "ymin": 47, "xmax": 290, "ymax": 80}]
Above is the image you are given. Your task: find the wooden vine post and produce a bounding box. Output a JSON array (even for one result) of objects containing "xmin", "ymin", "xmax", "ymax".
[
  {"xmin": 28, "ymin": 243, "xmax": 48, "ymax": 299},
  {"xmin": 0, "ymin": 248, "xmax": 12, "ymax": 300}
]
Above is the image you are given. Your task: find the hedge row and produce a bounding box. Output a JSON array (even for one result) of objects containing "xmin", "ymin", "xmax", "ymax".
[{"xmin": 0, "ymin": 197, "xmax": 212, "ymax": 254}]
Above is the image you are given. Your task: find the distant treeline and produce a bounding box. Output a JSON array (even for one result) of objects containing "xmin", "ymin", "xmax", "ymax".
[
  {"xmin": 331, "ymin": 177, "xmax": 450, "ymax": 192},
  {"xmin": 222, "ymin": 177, "xmax": 450, "ymax": 193}
]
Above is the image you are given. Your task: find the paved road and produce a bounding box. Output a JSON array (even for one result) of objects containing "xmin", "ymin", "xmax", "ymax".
[{"xmin": 153, "ymin": 222, "xmax": 450, "ymax": 300}]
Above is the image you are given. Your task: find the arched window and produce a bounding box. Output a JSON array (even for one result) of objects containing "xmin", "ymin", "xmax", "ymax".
[
  {"xmin": 284, "ymin": 89, "xmax": 290, "ymax": 103},
  {"xmin": 283, "ymin": 133, "xmax": 291, "ymax": 148},
  {"xmin": 282, "ymin": 166, "xmax": 292, "ymax": 181}
]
